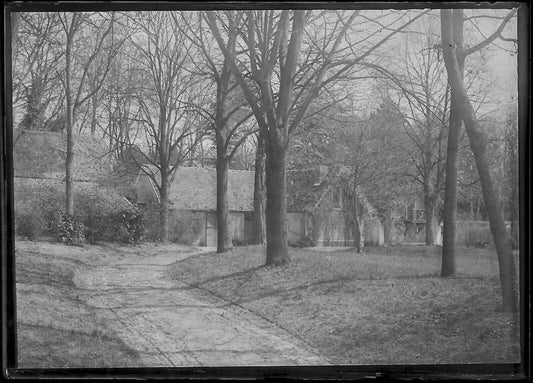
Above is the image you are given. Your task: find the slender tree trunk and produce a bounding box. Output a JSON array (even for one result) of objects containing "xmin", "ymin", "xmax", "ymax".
[
  {"xmin": 216, "ymin": 150, "xmax": 233, "ymax": 252},
  {"xmin": 383, "ymin": 210, "xmax": 392, "ymax": 247},
  {"xmin": 351, "ymin": 193, "xmax": 363, "ymax": 253},
  {"xmin": 353, "ymin": 217, "xmax": 362, "ymax": 253},
  {"xmin": 65, "ymin": 33, "xmax": 75, "ymax": 216},
  {"xmin": 90, "ymin": 91, "xmax": 98, "ymax": 137},
  {"xmin": 441, "ymin": 9, "xmax": 517, "ymax": 312},
  {"xmin": 464, "ymin": 118, "xmax": 517, "ymax": 311},
  {"xmin": 507, "ymin": 124, "xmax": 519, "ymax": 249},
  {"xmin": 252, "ymin": 132, "xmax": 266, "ymax": 245},
  {"xmin": 264, "ymin": 139, "xmax": 289, "ymax": 265},
  {"xmin": 441, "ymin": 96, "xmax": 461, "ymax": 276}
]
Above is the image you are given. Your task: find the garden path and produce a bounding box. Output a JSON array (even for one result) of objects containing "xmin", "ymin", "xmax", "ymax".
[{"xmin": 73, "ymin": 245, "xmax": 329, "ymax": 367}]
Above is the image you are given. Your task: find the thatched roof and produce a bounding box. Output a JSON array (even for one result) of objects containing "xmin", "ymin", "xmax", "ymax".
[
  {"xmin": 13, "ymin": 129, "xmax": 113, "ymax": 181},
  {"xmin": 136, "ymin": 166, "xmax": 254, "ymax": 212}
]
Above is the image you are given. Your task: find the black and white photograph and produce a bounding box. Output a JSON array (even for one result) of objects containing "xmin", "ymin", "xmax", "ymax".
[{"xmin": 2, "ymin": 2, "xmax": 527, "ymax": 379}]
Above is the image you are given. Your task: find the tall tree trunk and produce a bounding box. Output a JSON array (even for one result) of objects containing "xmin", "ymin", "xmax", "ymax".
[
  {"xmin": 424, "ymin": 192, "xmax": 435, "ymax": 245},
  {"xmin": 353, "ymin": 217, "xmax": 362, "ymax": 253},
  {"xmin": 65, "ymin": 33, "xmax": 75, "ymax": 216},
  {"xmin": 441, "ymin": 9, "xmax": 464, "ymax": 277},
  {"xmin": 264, "ymin": 139, "xmax": 289, "ymax": 265},
  {"xmin": 159, "ymin": 178, "xmax": 169, "ymax": 242},
  {"xmin": 216, "ymin": 150, "xmax": 233, "ymax": 252},
  {"xmin": 90, "ymin": 90, "xmax": 98, "ymax": 137},
  {"xmin": 441, "ymin": 95, "xmax": 461, "ymax": 276},
  {"xmin": 507, "ymin": 121, "xmax": 519, "ymax": 249},
  {"xmin": 382, "ymin": 209, "xmax": 392, "ymax": 247},
  {"xmin": 441, "ymin": 9, "xmax": 517, "ymax": 312},
  {"xmin": 252, "ymin": 132, "xmax": 266, "ymax": 245},
  {"xmin": 351, "ymin": 192, "xmax": 363, "ymax": 253}
]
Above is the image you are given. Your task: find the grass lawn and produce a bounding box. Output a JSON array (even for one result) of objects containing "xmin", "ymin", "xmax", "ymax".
[
  {"xmin": 15, "ymin": 244, "xmax": 141, "ymax": 368},
  {"xmin": 167, "ymin": 244, "xmax": 521, "ymax": 365}
]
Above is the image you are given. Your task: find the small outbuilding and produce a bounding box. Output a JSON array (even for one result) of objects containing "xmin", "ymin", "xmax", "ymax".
[
  {"xmin": 134, "ymin": 166, "xmax": 255, "ymax": 247},
  {"xmin": 286, "ymin": 165, "xmax": 384, "ymax": 248}
]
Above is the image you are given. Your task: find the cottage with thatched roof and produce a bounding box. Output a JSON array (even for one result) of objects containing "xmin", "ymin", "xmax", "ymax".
[
  {"xmin": 134, "ymin": 166, "xmax": 255, "ymax": 247},
  {"xmin": 13, "ymin": 130, "xmax": 134, "ymax": 239}
]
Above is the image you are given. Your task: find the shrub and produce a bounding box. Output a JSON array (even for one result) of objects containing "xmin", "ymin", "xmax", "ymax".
[
  {"xmin": 58, "ymin": 213, "xmax": 86, "ymax": 246},
  {"xmin": 109, "ymin": 209, "xmax": 145, "ymax": 244},
  {"xmin": 16, "ymin": 212, "xmax": 46, "ymax": 240}
]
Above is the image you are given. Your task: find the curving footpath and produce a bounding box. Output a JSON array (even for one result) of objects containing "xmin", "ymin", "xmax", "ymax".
[{"xmin": 73, "ymin": 246, "xmax": 329, "ymax": 367}]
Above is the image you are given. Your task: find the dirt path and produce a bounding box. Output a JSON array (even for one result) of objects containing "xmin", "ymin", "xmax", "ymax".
[{"xmin": 72, "ymin": 245, "xmax": 329, "ymax": 367}]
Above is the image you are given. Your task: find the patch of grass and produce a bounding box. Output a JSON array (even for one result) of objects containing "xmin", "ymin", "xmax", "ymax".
[
  {"xmin": 15, "ymin": 241, "xmax": 142, "ymax": 368},
  {"xmin": 168, "ymin": 245, "xmax": 520, "ymax": 365},
  {"xmin": 17, "ymin": 323, "xmax": 140, "ymax": 368}
]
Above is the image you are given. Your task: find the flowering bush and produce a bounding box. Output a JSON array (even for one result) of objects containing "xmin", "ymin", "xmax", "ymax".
[
  {"xmin": 58, "ymin": 213, "xmax": 86, "ymax": 246},
  {"xmin": 109, "ymin": 209, "xmax": 145, "ymax": 244}
]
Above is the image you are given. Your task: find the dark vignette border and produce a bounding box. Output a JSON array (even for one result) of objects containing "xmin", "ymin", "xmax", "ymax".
[{"xmin": 1, "ymin": 1, "xmax": 529, "ymax": 381}]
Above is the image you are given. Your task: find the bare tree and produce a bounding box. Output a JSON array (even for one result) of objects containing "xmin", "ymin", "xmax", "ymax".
[
  {"xmin": 441, "ymin": 9, "xmax": 517, "ymax": 278},
  {"xmin": 124, "ymin": 12, "xmax": 207, "ymax": 242},
  {"xmin": 207, "ymin": 10, "xmax": 427, "ymax": 265},
  {"xmin": 178, "ymin": 12, "xmax": 255, "ymax": 252},
  {"xmin": 440, "ymin": 8, "xmax": 518, "ymax": 312},
  {"xmin": 396, "ymin": 27, "xmax": 450, "ymax": 246},
  {"xmin": 13, "ymin": 13, "xmax": 65, "ymax": 131},
  {"xmin": 57, "ymin": 11, "xmax": 120, "ymax": 216}
]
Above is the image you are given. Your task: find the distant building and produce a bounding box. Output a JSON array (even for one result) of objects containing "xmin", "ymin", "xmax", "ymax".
[
  {"xmin": 286, "ymin": 165, "xmax": 384, "ymax": 247},
  {"xmin": 13, "ymin": 130, "xmax": 133, "ymax": 238},
  {"xmin": 13, "ymin": 129, "xmax": 131, "ymax": 208},
  {"xmin": 134, "ymin": 166, "xmax": 255, "ymax": 247}
]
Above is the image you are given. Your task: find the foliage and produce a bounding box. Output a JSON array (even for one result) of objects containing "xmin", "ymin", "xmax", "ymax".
[
  {"xmin": 110, "ymin": 209, "xmax": 145, "ymax": 245},
  {"xmin": 14, "ymin": 181, "xmax": 144, "ymax": 244},
  {"xmin": 58, "ymin": 213, "xmax": 86, "ymax": 246},
  {"xmin": 16, "ymin": 212, "xmax": 46, "ymax": 240}
]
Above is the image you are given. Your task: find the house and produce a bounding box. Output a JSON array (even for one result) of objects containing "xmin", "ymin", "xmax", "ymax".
[
  {"xmin": 286, "ymin": 165, "xmax": 384, "ymax": 247},
  {"xmin": 395, "ymin": 196, "xmax": 442, "ymax": 245},
  {"xmin": 13, "ymin": 129, "xmax": 133, "ymax": 222},
  {"xmin": 134, "ymin": 166, "xmax": 255, "ymax": 247},
  {"xmin": 13, "ymin": 129, "xmax": 114, "ymax": 182}
]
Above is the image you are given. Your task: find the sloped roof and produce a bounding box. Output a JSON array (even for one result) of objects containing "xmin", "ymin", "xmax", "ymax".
[
  {"xmin": 287, "ymin": 167, "xmax": 329, "ymax": 212},
  {"xmin": 13, "ymin": 129, "xmax": 114, "ymax": 181},
  {"xmin": 287, "ymin": 165, "xmax": 377, "ymax": 215},
  {"xmin": 138, "ymin": 166, "xmax": 254, "ymax": 212},
  {"xmin": 14, "ymin": 177, "xmax": 133, "ymax": 211}
]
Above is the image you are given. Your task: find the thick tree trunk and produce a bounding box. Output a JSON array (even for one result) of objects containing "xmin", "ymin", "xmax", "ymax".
[
  {"xmin": 216, "ymin": 152, "xmax": 233, "ymax": 252},
  {"xmin": 252, "ymin": 133, "xmax": 266, "ymax": 245},
  {"xmin": 424, "ymin": 193, "xmax": 435, "ymax": 246},
  {"xmin": 464, "ymin": 119, "xmax": 517, "ymax": 311},
  {"xmin": 441, "ymin": 9, "xmax": 517, "ymax": 312},
  {"xmin": 159, "ymin": 178, "xmax": 169, "ymax": 242},
  {"xmin": 441, "ymin": 9, "xmax": 465, "ymax": 277},
  {"xmin": 65, "ymin": 35, "xmax": 75, "ymax": 216},
  {"xmin": 441, "ymin": 95, "xmax": 461, "ymax": 276},
  {"xmin": 264, "ymin": 140, "xmax": 289, "ymax": 266}
]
